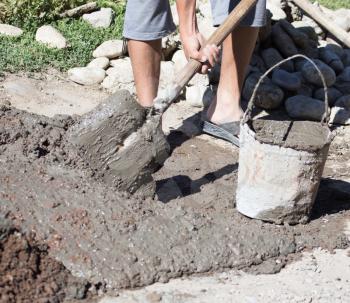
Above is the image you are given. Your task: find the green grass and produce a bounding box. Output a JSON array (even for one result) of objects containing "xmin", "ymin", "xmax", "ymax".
[
  {"xmin": 0, "ymin": 5, "xmax": 125, "ymax": 73},
  {"xmin": 314, "ymin": 0, "xmax": 350, "ymax": 9}
]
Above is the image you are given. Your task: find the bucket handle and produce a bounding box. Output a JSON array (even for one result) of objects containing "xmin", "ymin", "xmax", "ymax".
[{"xmin": 242, "ymin": 54, "xmax": 330, "ymax": 125}]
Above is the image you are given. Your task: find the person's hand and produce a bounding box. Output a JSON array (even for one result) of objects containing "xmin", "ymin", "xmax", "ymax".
[{"xmin": 181, "ymin": 32, "xmax": 220, "ymax": 74}]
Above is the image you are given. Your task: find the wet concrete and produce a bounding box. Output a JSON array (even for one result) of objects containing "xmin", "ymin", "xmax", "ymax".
[
  {"xmin": 0, "ymin": 103, "xmax": 349, "ymax": 291},
  {"xmin": 252, "ymin": 120, "xmax": 332, "ymax": 151}
]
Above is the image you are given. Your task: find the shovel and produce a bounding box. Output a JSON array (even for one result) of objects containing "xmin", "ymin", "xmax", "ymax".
[{"xmin": 69, "ymin": 0, "xmax": 259, "ymax": 195}]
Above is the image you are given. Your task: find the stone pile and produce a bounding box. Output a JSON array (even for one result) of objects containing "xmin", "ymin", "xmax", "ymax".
[
  {"xmin": 1, "ymin": 1, "xmax": 350, "ymax": 125},
  {"xmin": 65, "ymin": 0, "xmax": 350, "ymax": 125}
]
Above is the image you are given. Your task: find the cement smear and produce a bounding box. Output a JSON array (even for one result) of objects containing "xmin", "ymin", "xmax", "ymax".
[
  {"xmin": 252, "ymin": 120, "xmax": 332, "ymax": 151},
  {"xmin": 68, "ymin": 91, "xmax": 170, "ymax": 197},
  {"xmin": 0, "ymin": 103, "xmax": 349, "ymax": 291}
]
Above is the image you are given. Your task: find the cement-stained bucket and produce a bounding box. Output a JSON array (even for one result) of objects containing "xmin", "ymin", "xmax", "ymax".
[{"xmin": 236, "ymin": 55, "xmax": 333, "ymax": 224}]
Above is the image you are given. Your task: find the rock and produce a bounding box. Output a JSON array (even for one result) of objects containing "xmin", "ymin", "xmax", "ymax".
[
  {"xmin": 0, "ymin": 24, "xmax": 23, "ymax": 37},
  {"xmin": 68, "ymin": 67, "xmax": 106, "ymax": 86},
  {"xmin": 296, "ymin": 83, "xmax": 314, "ymax": 97},
  {"xmin": 342, "ymin": 49, "xmax": 350, "ymax": 67},
  {"xmin": 272, "ymin": 69, "xmax": 301, "ymax": 91},
  {"xmin": 266, "ymin": 0, "xmax": 287, "ymax": 21},
  {"xmin": 250, "ymin": 54, "xmax": 266, "ymax": 73},
  {"xmin": 313, "ymin": 87, "xmax": 342, "ymax": 106},
  {"xmin": 159, "ymin": 61, "xmax": 175, "ymax": 88},
  {"xmin": 243, "ymin": 72, "xmax": 284, "ymax": 110},
  {"xmin": 172, "ymin": 49, "xmax": 187, "ymax": 74},
  {"xmin": 322, "ymin": 42, "xmax": 344, "ymax": 59},
  {"xmin": 334, "ymin": 80, "xmax": 350, "ymax": 95},
  {"xmin": 334, "ymin": 95, "xmax": 350, "ymax": 110},
  {"xmin": 87, "ymin": 57, "xmax": 110, "ymax": 69},
  {"xmin": 301, "ymin": 59, "xmax": 336, "ymax": 87},
  {"xmin": 294, "ymin": 59, "xmax": 307, "ymax": 72},
  {"xmin": 271, "ymin": 23, "xmax": 298, "ymax": 58},
  {"xmin": 35, "ymin": 25, "xmax": 67, "ymax": 49},
  {"xmin": 300, "ymin": 45, "xmax": 319, "ymax": 59},
  {"xmin": 186, "ymin": 84, "xmax": 214, "ymax": 108},
  {"xmin": 333, "ymin": 9, "xmax": 350, "ymax": 32},
  {"xmin": 329, "ymin": 107, "xmax": 350, "ymax": 125},
  {"xmin": 83, "ymin": 8, "xmax": 114, "ymax": 28},
  {"xmin": 261, "ymin": 48, "xmax": 294, "ymax": 72},
  {"xmin": 334, "ymin": 67, "xmax": 350, "ymax": 95},
  {"xmin": 102, "ymin": 58, "xmax": 134, "ymax": 92},
  {"xmin": 291, "ymin": 21, "xmax": 318, "ymax": 42},
  {"xmin": 319, "ymin": 49, "xmax": 344, "ymax": 74},
  {"xmin": 198, "ymin": 2, "xmax": 212, "ymax": 19},
  {"xmin": 301, "ymin": 16, "xmax": 324, "ymax": 38},
  {"xmin": 198, "ymin": 17, "xmax": 215, "ymax": 39},
  {"xmin": 285, "ymin": 95, "xmax": 325, "ymax": 121},
  {"xmin": 279, "ymin": 19, "xmax": 309, "ymax": 49},
  {"xmin": 337, "ymin": 67, "xmax": 350, "ymax": 82},
  {"xmin": 146, "ymin": 291, "xmax": 162, "ymax": 303},
  {"xmin": 93, "ymin": 40, "xmax": 124, "ymax": 59},
  {"xmin": 162, "ymin": 34, "xmax": 180, "ymax": 60}
]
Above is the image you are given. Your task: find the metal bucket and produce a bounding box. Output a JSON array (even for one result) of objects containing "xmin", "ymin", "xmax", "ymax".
[{"xmin": 236, "ymin": 55, "xmax": 333, "ymax": 224}]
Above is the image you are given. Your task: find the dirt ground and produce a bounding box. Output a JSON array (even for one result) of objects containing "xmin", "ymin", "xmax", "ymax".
[{"xmin": 1, "ymin": 72, "xmax": 350, "ymax": 302}]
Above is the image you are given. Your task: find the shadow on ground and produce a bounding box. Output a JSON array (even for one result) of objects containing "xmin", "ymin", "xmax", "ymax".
[{"xmin": 311, "ymin": 178, "xmax": 350, "ymax": 220}]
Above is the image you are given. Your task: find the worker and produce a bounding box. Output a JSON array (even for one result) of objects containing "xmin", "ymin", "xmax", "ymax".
[{"xmin": 123, "ymin": 0, "xmax": 266, "ymax": 145}]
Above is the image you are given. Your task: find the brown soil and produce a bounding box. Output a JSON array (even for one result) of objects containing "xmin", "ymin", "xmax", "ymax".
[{"xmin": 0, "ymin": 218, "xmax": 95, "ymax": 303}]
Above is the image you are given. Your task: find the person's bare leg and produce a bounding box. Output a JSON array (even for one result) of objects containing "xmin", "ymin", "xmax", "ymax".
[
  {"xmin": 207, "ymin": 26, "xmax": 259, "ymax": 124},
  {"xmin": 128, "ymin": 39, "xmax": 162, "ymax": 107}
]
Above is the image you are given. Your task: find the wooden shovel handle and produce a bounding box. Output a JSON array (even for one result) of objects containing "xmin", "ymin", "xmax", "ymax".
[
  {"xmin": 292, "ymin": 0, "xmax": 350, "ymax": 48},
  {"xmin": 175, "ymin": 0, "xmax": 258, "ymax": 92}
]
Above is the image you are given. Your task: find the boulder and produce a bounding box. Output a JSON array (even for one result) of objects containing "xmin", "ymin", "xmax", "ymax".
[
  {"xmin": 291, "ymin": 21, "xmax": 318, "ymax": 42},
  {"xmin": 102, "ymin": 58, "xmax": 134, "ymax": 92},
  {"xmin": 334, "ymin": 95, "xmax": 350, "ymax": 110},
  {"xmin": 342, "ymin": 49, "xmax": 350, "ymax": 67},
  {"xmin": 279, "ymin": 19, "xmax": 309, "ymax": 49},
  {"xmin": 159, "ymin": 61, "xmax": 175, "ymax": 88},
  {"xmin": 243, "ymin": 72, "xmax": 284, "ymax": 110},
  {"xmin": 285, "ymin": 95, "xmax": 325, "ymax": 121},
  {"xmin": 272, "ymin": 69, "xmax": 302, "ymax": 91},
  {"xmin": 36, "ymin": 25, "xmax": 67, "ymax": 49},
  {"xmin": 301, "ymin": 16, "xmax": 324, "ymax": 37},
  {"xmin": 296, "ymin": 83, "xmax": 314, "ymax": 97},
  {"xmin": 266, "ymin": 0, "xmax": 286, "ymax": 21},
  {"xmin": 329, "ymin": 107, "xmax": 350, "ymax": 125},
  {"xmin": 250, "ymin": 53, "xmax": 266, "ymax": 73},
  {"xmin": 313, "ymin": 87, "xmax": 342, "ymax": 106},
  {"xmin": 0, "ymin": 24, "xmax": 23, "ymax": 37},
  {"xmin": 301, "ymin": 59, "xmax": 336, "ymax": 87},
  {"xmin": 319, "ymin": 49, "xmax": 344, "ymax": 74},
  {"xmin": 93, "ymin": 40, "xmax": 124, "ymax": 59},
  {"xmin": 337, "ymin": 67, "xmax": 350, "ymax": 82},
  {"xmin": 87, "ymin": 57, "xmax": 110, "ymax": 69},
  {"xmin": 271, "ymin": 23, "xmax": 298, "ymax": 58},
  {"xmin": 68, "ymin": 67, "xmax": 106, "ymax": 85},
  {"xmin": 261, "ymin": 48, "xmax": 294, "ymax": 72},
  {"xmin": 186, "ymin": 84, "xmax": 214, "ymax": 108},
  {"xmin": 82, "ymin": 8, "xmax": 114, "ymax": 28}
]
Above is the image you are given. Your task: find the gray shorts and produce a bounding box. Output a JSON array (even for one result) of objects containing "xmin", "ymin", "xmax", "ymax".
[{"xmin": 123, "ymin": 0, "xmax": 266, "ymax": 41}]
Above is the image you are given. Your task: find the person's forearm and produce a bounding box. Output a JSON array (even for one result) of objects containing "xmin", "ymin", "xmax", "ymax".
[{"xmin": 176, "ymin": 0, "xmax": 197, "ymax": 36}]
